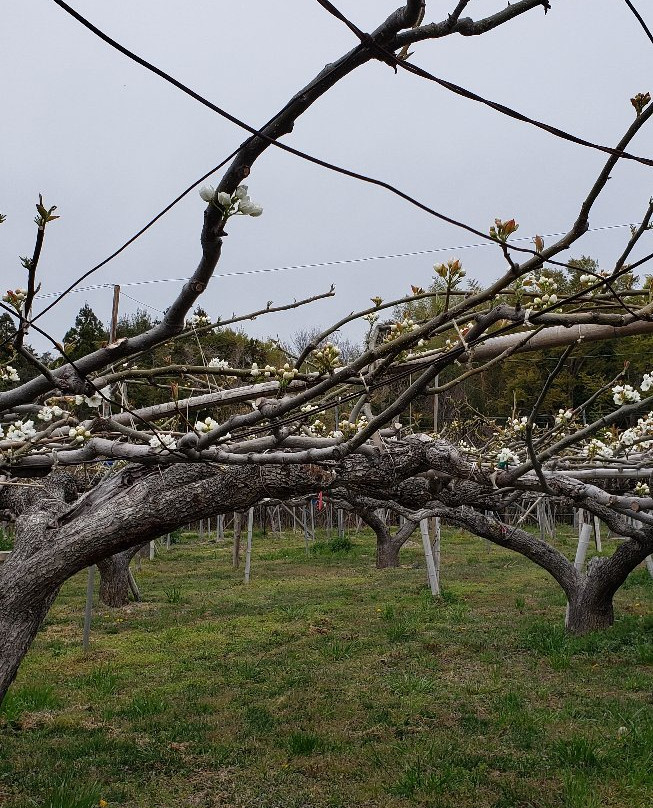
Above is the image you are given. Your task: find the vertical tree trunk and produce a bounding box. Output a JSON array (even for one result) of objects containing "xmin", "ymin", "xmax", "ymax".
[
  {"xmin": 97, "ymin": 545, "xmax": 144, "ymax": 608},
  {"xmin": 376, "ymin": 538, "xmax": 401, "ymax": 568},
  {"xmin": 565, "ymin": 591, "xmax": 615, "ymax": 634}
]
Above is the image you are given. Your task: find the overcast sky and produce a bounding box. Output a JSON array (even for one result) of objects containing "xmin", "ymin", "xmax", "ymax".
[{"xmin": 2, "ymin": 1, "xmax": 652, "ymax": 353}]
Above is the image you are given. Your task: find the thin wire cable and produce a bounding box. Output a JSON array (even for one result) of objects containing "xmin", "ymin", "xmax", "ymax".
[
  {"xmin": 313, "ymin": 0, "xmax": 653, "ymax": 167},
  {"xmin": 119, "ymin": 292, "xmax": 166, "ymax": 315},
  {"xmin": 50, "ymin": 0, "xmax": 653, "ymax": 265},
  {"xmin": 30, "ymin": 150, "xmax": 240, "ymax": 323},
  {"xmin": 34, "ymin": 221, "xmax": 640, "ymax": 301},
  {"xmin": 623, "ymin": 0, "xmax": 653, "ymax": 45}
]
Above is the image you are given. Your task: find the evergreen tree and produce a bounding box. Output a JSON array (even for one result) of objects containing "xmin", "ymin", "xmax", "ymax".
[{"xmin": 62, "ymin": 303, "xmax": 108, "ymax": 360}]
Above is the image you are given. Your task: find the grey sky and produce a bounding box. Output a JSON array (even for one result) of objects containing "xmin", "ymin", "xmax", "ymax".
[{"xmin": 2, "ymin": 1, "xmax": 652, "ymax": 354}]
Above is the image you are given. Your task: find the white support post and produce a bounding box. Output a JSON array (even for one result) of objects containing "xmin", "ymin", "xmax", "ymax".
[
  {"xmin": 420, "ymin": 519, "xmax": 440, "ymax": 597},
  {"xmin": 244, "ymin": 507, "xmax": 254, "ymax": 583},
  {"xmin": 149, "ymin": 540, "xmax": 155, "ymax": 561},
  {"xmin": 593, "ymin": 516, "xmax": 602, "ymax": 552},
  {"xmin": 432, "ymin": 516, "xmax": 441, "ymax": 589},
  {"xmin": 646, "ymin": 556, "xmax": 653, "ymax": 579},
  {"xmin": 574, "ymin": 522, "xmax": 593, "ymax": 571}
]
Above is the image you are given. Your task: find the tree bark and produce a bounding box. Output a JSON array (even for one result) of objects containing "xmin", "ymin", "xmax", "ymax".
[
  {"xmin": 97, "ymin": 545, "xmax": 144, "ymax": 608},
  {"xmin": 376, "ymin": 538, "xmax": 402, "ymax": 568},
  {"xmin": 565, "ymin": 589, "xmax": 615, "ymax": 635},
  {"xmin": 0, "ymin": 592, "xmax": 58, "ymax": 703},
  {"xmin": 355, "ymin": 507, "xmax": 418, "ymax": 569}
]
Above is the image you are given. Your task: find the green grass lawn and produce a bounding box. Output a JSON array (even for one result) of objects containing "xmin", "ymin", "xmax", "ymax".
[{"xmin": 1, "ymin": 525, "xmax": 652, "ymax": 808}]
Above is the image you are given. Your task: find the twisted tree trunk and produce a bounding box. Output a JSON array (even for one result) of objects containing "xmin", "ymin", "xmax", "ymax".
[{"xmin": 356, "ymin": 508, "xmax": 418, "ymax": 569}]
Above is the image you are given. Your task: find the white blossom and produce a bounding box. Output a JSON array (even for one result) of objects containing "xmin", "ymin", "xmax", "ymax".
[
  {"xmin": 634, "ymin": 482, "xmax": 650, "ymax": 496},
  {"xmin": 37, "ymin": 405, "xmax": 64, "ymax": 422},
  {"xmin": 208, "ymin": 358, "xmax": 230, "ymax": 370},
  {"xmin": 612, "ymin": 384, "xmax": 641, "ymax": 406},
  {"xmin": 195, "ymin": 416, "xmax": 218, "ymax": 434},
  {"xmin": 216, "ymin": 191, "xmax": 232, "ymax": 210},
  {"xmin": 6, "ymin": 420, "xmax": 37, "ymax": 441},
  {"xmin": 68, "ymin": 425, "xmax": 91, "ymax": 443},
  {"xmin": 582, "ymin": 438, "xmax": 614, "ymax": 459},
  {"xmin": 0, "ymin": 365, "xmax": 19, "ymax": 383},
  {"xmin": 555, "ymin": 408, "xmax": 574, "ymax": 426},
  {"xmin": 496, "ymin": 447, "xmax": 519, "ymax": 466},
  {"xmin": 199, "ymin": 185, "xmax": 216, "ymax": 202},
  {"xmin": 149, "ymin": 434, "xmax": 177, "ymax": 452},
  {"xmin": 239, "ymin": 200, "xmax": 263, "ymax": 217},
  {"xmin": 641, "ymin": 373, "xmax": 653, "ymax": 392}
]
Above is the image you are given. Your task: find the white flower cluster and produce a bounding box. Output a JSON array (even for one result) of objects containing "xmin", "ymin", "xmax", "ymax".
[
  {"xmin": 300, "ymin": 403, "xmax": 319, "ymax": 414},
  {"xmin": 199, "ymin": 184, "xmax": 263, "ymax": 217},
  {"xmin": 149, "ymin": 434, "xmax": 177, "ymax": 452},
  {"xmin": 308, "ymin": 417, "xmax": 328, "ymax": 437},
  {"xmin": 2, "ymin": 289, "xmax": 27, "ymax": 311},
  {"xmin": 5, "ymin": 420, "xmax": 37, "ymax": 441},
  {"xmin": 522, "ymin": 274, "xmax": 558, "ymax": 309},
  {"xmin": 578, "ymin": 270, "xmax": 610, "ymax": 294},
  {"xmin": 405, "ymin": 339, "xmax": 428, "ymax": 360},
  {"xmin": 612, "ymin": 384, "xmax": 641, "ymax": 406},
  {"xmin": 384, "ymin": 318, "xmax": 419, "ymax": 342},
  {"xmin": 187, "ymin": 313, "xmax": 211, "ymax": 328},
  {"xmin": 308, "ymin": 414, "xmax": 368, "ymax": 439},
  {"xmin": 208, "ymin": 358, "xmax": 230, "ymax": 370},
  {"xmin": 250, "ymin": 362, "xmax": 298, "ymax": 381},
  {"xmin": 496, "ymin": 447, "xmax": 520, "ymax": 467},
  {"xmin": 507, "ymin": 416, "xmax": 528, "ymax": 435},
  {"xmin": 311, "ymin": 343, "xmax": 342, "ymax": 373},
  {"xmin": 617, "ymin": 412, "xmax": 653, "ymax": 451},
  {"xmin": 555, "ymin": 408, "xmax": 574, "ymax": 426},
  {"xmin": 74, "ymin": 387, "xmax": 110, "ymax": 409},
  {"xmin": 337, "ymin": 415, "xmax": 369, "ymax": 439},
  {"xmin": 582, "ymin": 438, "xmax": 614, "ymax": 459},
  {"xmin": 37, "ymin": 405, "xmax": 64, "ymax": 422},
  {"xmin": 634, "ymin": 481, "xmax": 650, "ymax": 496},
  {"xmin": 0, "ymin": 365, "xmax": 19, "ymax": 383},
  {"xmin": 195, "ymin": 416, "xmax": 218, "ymax": 434},
  {"xmin": 69, "ymin": 425, "xmax": 91, "ymax": 443},
  {"xmin": 641, "ymin": 373, "xmax": 653, "ymax": 392}
]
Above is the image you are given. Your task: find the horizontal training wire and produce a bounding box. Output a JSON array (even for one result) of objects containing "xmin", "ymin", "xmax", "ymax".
[{"xmin": 34, "ymin": 221, "xmax": 639, "ymax": 301}]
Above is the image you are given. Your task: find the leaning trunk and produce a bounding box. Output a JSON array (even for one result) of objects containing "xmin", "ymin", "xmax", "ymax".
[{"xmin": 0, "ymin": 592, "xmax": 58, "ymax": 704}]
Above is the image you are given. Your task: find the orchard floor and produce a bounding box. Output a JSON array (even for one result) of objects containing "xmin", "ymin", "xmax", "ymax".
[{"xmin": 1, "ymin": 526, "xmax": 652, "ymax": 808}]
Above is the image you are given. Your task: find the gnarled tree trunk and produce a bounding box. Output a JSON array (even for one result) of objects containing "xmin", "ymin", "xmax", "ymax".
[{"xmin": 356, "ymin": 507, "xmax": 418, "ymax": 569}]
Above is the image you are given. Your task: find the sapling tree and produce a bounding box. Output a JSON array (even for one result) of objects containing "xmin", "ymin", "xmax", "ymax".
[{"xmin": 1, "ymin": 0, "xmax": 653, "ymax": 702}]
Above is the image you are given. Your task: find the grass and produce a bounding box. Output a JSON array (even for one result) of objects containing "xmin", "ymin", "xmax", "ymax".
[{"xmin": 0, "ymin": 525, "xmax": 652, "ymax": 807}]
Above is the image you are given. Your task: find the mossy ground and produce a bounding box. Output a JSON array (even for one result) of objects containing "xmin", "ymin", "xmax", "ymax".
[{"xmin": 1, "ymin": 526, "xmax": 651, "ymax": 807}]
